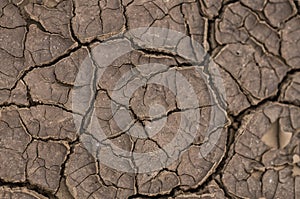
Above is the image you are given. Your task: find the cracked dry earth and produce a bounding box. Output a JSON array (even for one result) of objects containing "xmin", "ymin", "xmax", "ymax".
[{"xmin": 0, "ymin": 0, "xmax": 300, "ymax": 198}]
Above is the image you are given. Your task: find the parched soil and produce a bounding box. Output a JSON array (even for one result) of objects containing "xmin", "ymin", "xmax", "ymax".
[{"xmin": 0, "ymin": 0, "xmax": 299, "ymax": 198}]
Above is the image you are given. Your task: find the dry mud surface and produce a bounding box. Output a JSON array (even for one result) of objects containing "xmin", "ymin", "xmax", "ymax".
[{"xmin": 0, "ymin": 0, "xmax": 300, "ymax": 198}]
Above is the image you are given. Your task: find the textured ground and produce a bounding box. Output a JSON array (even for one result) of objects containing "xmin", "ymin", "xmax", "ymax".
[{"xmin": 0, "ymin": 0, "xmax": 300, "ymax": 198}]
